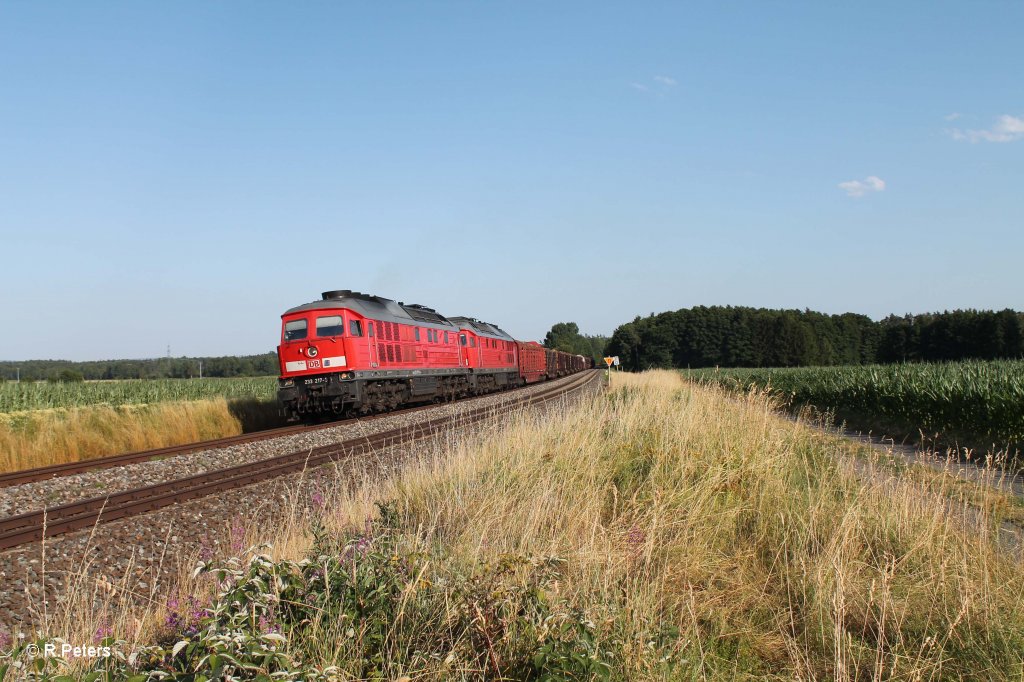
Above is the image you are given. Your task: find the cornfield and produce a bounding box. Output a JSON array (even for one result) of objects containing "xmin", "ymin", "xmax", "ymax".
[
  {"xmin": 0, "ymin": 377, "xmax": 278, "ymax": 413},
  {"xmin": 687, "ymin": 359, "xmax": 1024, "ymax": 447}
]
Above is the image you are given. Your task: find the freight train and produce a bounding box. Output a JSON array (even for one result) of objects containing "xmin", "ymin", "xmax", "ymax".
[{"xmin": 276, "ymin": 290, "xmax": 591, "ymax": 420}]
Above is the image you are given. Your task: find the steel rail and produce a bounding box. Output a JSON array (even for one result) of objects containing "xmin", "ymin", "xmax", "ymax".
[{"xmin": 0, "ymin": 370, "xmax": 599, "ymax": 550}]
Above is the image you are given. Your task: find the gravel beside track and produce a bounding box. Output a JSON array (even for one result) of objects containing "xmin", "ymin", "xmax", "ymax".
[{"xmin": 0, "ymin": 372, "xmax": 602, "ymax": 634}]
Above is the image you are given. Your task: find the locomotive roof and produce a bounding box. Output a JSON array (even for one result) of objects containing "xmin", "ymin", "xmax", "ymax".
[
  {"xmin": 448, "ymin": 316, "xmax": 515, "ymax": 342},
  {"xmin": 284, "ymin": 290, "xmax": 457, "ymax": 329}
]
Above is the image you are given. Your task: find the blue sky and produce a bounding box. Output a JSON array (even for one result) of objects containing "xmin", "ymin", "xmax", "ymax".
[{"xmin": 1, "ymin": 2, "xmax": 1021, "ymax": 361}]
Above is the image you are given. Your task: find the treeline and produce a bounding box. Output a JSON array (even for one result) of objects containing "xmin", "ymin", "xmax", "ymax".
[
  {"xmin": 0, "ymin": 353, "xmax": 279, "ymax": 382},
  {"xmin": 605, "ymin": 307, "xmax": 1024, "ymax": 371},
  {"xmin": 543, "ymin": 322, "xmax": 609, "ymax": 363},
  {"xmin": 877, "ymin": 310, "xmax": 1024, "ymax": 363}
]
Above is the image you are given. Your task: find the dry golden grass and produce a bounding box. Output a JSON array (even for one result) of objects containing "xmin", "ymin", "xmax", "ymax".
[
  {"xmin": 0, "ymin": 399, "xmax": 244, "ymax": 473},
  {"xmin": 252, "ymin": 370, "xmax": 1024, "ymax": 678},
  {"xmin": 20, "ymin": 370, "xmax": 1024, "ymax": 679}
]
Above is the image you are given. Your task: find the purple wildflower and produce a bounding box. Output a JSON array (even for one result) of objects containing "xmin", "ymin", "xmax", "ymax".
[
  {"xmin": 184, "ymin": 596, "xmax": 206, "ymax": 635},
  {"xmin": 198, "ymin": 537, "xmax": 214, "ymax": 562},
  {"xmin": 187, "ymin": 596, "xmax": 205, "ymax": 621},
  {"xmin": 164, "ymin": 593, "xmax": 206, "ymax": 634},
  {"xmin": 164, "ymin": 595, "xmax": 184, "ymax": 631},
  {"xmin": 311, "ymin": 491, "xmax": 325, "ymax": 509},
  {"xmin": 342, "ymin": 534, "xmax": 372, "ymax": 561},
  {"xmin": 0, "ymin": 631, "xmax": 11, "ymax": 651},
  {"xmin": 626, "ymin": 525, "xmax": 646, "ymax": 555},
  {"xmin": 258, "ymin": 613, "xmax": 280, "ymax": 634},
  {"xmin": 93, "ymin": 618, "xmax": 113, "ymax": 643},
  {"xmin": 231, "ymin": 518, "xmax": 246, "ymax": 553}
]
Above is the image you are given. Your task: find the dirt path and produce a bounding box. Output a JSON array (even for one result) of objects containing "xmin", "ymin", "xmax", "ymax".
[
  {"xmin": 827, "ymin": 422, "xmax": 1024, "ymax": 497},
  {"xmin": 814, "ymin": 420, "xmax": 1024, "ymax": 556}
]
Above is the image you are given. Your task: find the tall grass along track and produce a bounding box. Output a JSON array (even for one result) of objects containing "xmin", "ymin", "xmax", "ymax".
[
  {"xmin": 0, "ymin": 421, "xmax": 313, "ymax": 488},
  {"xmin": 0, "ymin": 370, "xmax": 599, "ymax": 550}
]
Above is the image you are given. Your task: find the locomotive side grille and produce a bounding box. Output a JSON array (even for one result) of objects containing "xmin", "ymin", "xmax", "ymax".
[{"xmin": 386, "ymin": 345, "xmax": 395, "ymax": 363}]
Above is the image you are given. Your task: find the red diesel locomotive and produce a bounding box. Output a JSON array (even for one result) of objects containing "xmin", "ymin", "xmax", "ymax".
[{"xmin": 276, "ymin": 290, "xmax": 590, "ymax": 420}]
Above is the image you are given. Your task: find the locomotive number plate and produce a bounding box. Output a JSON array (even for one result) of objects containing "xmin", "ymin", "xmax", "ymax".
[{"xmin": 303, "ymin": 376, "xmax": 329, "ymax": 386}]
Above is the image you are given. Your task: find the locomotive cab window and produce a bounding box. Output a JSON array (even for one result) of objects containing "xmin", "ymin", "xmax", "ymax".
[
  {"xmin": 444, "ymin": 331, "xmax": 449, "ymax": 344},
  {"xmin": 415, "ymin": 328, "xmax": 421, "ymax": 342},
  {"xmin": 284, "ymin": 319, "xmax": 307, "ymax": 341},
  {"xmin": 349, "ymin": 320, "xmax": 363, "ymax": 337},
  {"xmin": 470, "ymin": 337, "xmax": 476, "ymax": 347},
  {"xmin": 316, "ymin": 315, "xmax": 344, "ymax": 337},
  {"xmin": 368, "ymin": 323, "xmax": 374, "ymax": 337},
  {"xmin": 460, "ymin": 334, "xmax": 467, "ymax": 346}
]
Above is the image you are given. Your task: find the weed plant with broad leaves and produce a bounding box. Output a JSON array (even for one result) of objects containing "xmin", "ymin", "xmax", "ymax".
[{"xmin": 1, "ymin": 502, "xmax": 609, "ymax": 681}]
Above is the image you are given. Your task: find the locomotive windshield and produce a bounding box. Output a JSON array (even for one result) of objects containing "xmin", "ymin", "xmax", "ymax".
[
  {"xmin": 284, "ymin": 319, "xmax": 307, "ymax": 341},
  {"xmin": 316, "ymin": 315, "xmax": 345, "ymax": 337}
]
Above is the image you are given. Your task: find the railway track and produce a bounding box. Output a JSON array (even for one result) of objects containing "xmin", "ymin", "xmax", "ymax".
[
  {"xmin": 0, "ymin": 373, "xmax": 588, "ymax": 489},
  {"xmin": 0, "ymin": 370, "xmax": 599, "ymax": 551}
]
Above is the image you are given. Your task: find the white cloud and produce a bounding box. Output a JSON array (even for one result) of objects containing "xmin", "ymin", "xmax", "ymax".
[
  {"xmin": 630, "ymin": 75, "xmax": 677, "ymax": 95},
  {"xmin": 947, "ymin": 114, "xmax": 1024, "ymax": 143},
  {"xmin": 838, "ymin": 175, "xmax": 886, "ymax": 198},
  {"xmin": 944, "ymin": 112, "xmax": 962, "ymax": 121}
]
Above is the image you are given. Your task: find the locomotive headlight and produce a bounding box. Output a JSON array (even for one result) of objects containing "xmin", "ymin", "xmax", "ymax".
[
  {"xmin": 307, "ymin": 346, "xmax": 319, "ymax": 358},
  {"xmin": 280, "ymin": 379, "xmax": 294, "ymax": 388}
]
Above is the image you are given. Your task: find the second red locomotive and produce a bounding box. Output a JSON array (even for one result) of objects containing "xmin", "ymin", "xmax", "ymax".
[{"xmin": 276, "ymin": 290, "xmax": 590, "ymax": 420}]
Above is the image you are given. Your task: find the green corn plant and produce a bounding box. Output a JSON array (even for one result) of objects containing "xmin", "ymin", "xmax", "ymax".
[{"xmin": 687, "ymin": 360, "xmax": 1024, "ymax": 448}]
